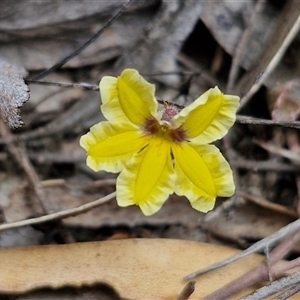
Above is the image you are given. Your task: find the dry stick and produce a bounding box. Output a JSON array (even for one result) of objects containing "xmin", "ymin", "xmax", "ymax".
[
  {"xmin": 26, "ymin": 70, "xmax": 201, "ymax": 91},
  {"xmin": 231, "ymin": 158, "xmax": 300, "ymax": 173},
  {"xmin": 202, "ymin": 196, "xmax": 241, "ymax": 224},
  {"xmin": 238, "ymin": 13, "xmax": 300, "ymax": 111},
  {"xmin": 265, "ymin": 245, "xmax": 272, "ymax": 282},
  {"xmin": 201, "ymin": 228, "xmax": 300, "ymax": 300},
  {"xmin": 270, "ymin": 257, "xmax": 300, "ymax": 300},
  {"xmin": 275, "ymin": 284, "xmax": 300, "ymax": 300},
  {"xmin": 29, "ymin": 0, "xmax": 132, "ymax": 80},
  {"xmin": 16, "ymin": 94, "xmax": 99, "ymax": 143},
  {"xmin": 184, "ymin": 218, "xmax": 300, "ymax": 281},
  {"xmin": 0, "ymin": 121, "xmax": 116, "ymax": 231},
  {"xmin": 82, "ymin": 178, "xmax": 117, "ymax": 191},
  {"xmin": 202, "ymin": 250, "xmax": 300, "ymax": 299},
  {"xmin": 41, "ymin": 179, "xmax": 66, "ymax": 187},
  {"xmin": 177, "ymin": 281, "xmax": 195, "ymax": 300},
  {"xmin": 202, "ymin": 262, "xmax": 266, "ymax": 300},
  {"xmin": 278, "ymin": 257, "xmax": 300, "ymax": 273},
  {"xmin": 25, "ymin": 80, "xmax": 99, "ymax": 91},
  {"xmin": 0, "ymin": 120, "xmax": 78, "ymax": 242},
  {"xmin": 19, "ymin": 82, "xmax": 300, "ymax": 138},
  {"xmin": 240, "ymin": 270, "xmax": 300, "ymax": 300},
  {"xmin": 255, "ymin": 139, "xmax": 300, "ymax": 163},
  {"xmin": 285, "ymin": 130, "xmax": 300, "ymax": 218},
  {"xmin": 0, "ymin": 120, "xmax": 48, "ymax": 212},
  {"xmin": 236, "ymin": 115, "xmax": 300, "ymax": 130},
  {"xmin": 28, "ymin": 149, "xmax": 85, "ymax": 164},
  {"xmin": 226, "ymin": 0, "xmax": 266, "ymax": 93},
  {"xmin": 0, "ymin": 107, "xmax": 300, "ymax": 152},
  {"xmin": 239, "ymin": 191, "xmax": 298, "ymax": 219},
  {"xmin": 0, "ymin": 192, "xmax": 116, "ymax": 232},
  {"xmin": 16, "ymin": 80, "xmax": 300, "ymax": 132},
  {"xmin": 22, "ymin": 81, "xmax": 300, "ymax": 130}
]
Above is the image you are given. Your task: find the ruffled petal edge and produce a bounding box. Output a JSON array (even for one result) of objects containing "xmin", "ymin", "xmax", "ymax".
[
  {"xmin": 116, "ymin": 138, "xmax": 175, "ymax": 216},
  {"xmin": 100, "ymin": 69, "xmax": 158, "ymax": 127},
  {"xmin": 173, "ymin": 143, "xmax": 235, "ymax": 212},
  {"xmin": 80, "ymin": 122, "xmax": 150, "ymax": 173},
  {"xmin": 172, "ymin": 86, "xmax": 239, "ymax": 144}
]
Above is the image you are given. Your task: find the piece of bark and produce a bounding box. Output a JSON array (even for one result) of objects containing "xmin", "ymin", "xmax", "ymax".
[{"xmin": 0, "ymin": 59, "xmax": 29, "ymax": 129}]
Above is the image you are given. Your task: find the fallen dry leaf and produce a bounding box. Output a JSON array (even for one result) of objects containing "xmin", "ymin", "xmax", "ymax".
[
  {"xmin": 271, "ymin": 79, "xmax": 300, "ymax": 122},
  {"xmin": 0, "ymin": 59, "xmax": 29, "ymax": 128},
  {"xmin": 0, "ymin": 239, "xmax": 268, "ymax": 299}
]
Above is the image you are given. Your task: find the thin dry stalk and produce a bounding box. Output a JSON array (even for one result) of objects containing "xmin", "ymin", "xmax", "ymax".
[
  {"xmin": 184, "ymin": 218, "xmax": 300, "ymax": 281},
  {"xmin": 0, "ymin": 192, "xmax": 116, "ymax": 232},
  {"xmin": 0, "ymin": 119, "xmax": 48, "ymax": 212},
  {"xmin": 201, "ymin": 229, "xmax": 300, "ymax": 300},
  {"xmin": 238, "ymin": 14, "xmax": 300, "ymax": 111}
]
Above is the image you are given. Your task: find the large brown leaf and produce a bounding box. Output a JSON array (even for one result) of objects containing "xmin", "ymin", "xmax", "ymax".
[{"xmin": 0, "ymin": 239, "xmax": 266, "ymax": 299}]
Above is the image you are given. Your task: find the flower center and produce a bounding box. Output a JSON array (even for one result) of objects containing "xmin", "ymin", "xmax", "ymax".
[
  {"xmin": 143, "ymin": 117, "xmax": 187, "ymax": 143},
  {"xmin": 142, "ymin": 100, "xmax": 187, "ymax": 143}
]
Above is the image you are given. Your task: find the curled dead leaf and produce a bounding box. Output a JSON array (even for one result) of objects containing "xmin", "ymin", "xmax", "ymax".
[
  {"xmin": 0, "ymin": 59, "xmax": 29, "ymax": 129},
  {"xmin": 271, "ymin": 79, "xmax": 300, "ymax": 122}
]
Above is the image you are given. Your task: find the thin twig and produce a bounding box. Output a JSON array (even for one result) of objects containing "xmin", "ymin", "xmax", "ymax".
[
  {"xmin": 21, "ymin": 81, "xmax": 300, "ymax": 131},
  {"xmin": 0, "ymin": 120, "xmax": 77, "ymax": 242},
  {"xmin": 285, "ymin": 130, "xmax": 300, "ymax": 219},
  {"xmin": 274, "ymin": 284, "xmax": 300, "ymax": 300},
  {"xmin": 236, "ymin": 115, "xmax": 300, "ymax": 130},
  {"xmin": 273, "ymin": 257, "xmax": 300, "ymax": 275},
  {"xmin": 25, "ymin": 80, "xmax": 99, "ymax": 91},
  {"xmin": 240, "ymin": 270, "xmax": 300, "ymax": 300},
  {"xmin": 177, "ymin": 281, "xmax": 195, "ymax": 300},
  {"xmin": 0, "ymin": 192, "xmax": 116, "ymax": 232},
  {"xmin": 0, "ymin": 120, "xmax": 48, "ymax": 212},
  {"xmin": 26, "ymin": 70, "xmax": 200, "ymax": 91},
  {"xmin": 239, "ymin": 191, "xmax": 298, "ymax": 219},
  {"xmin": 265, "ymin": 244, "xmax": 273, "ymax": 282},
  {"xmin": 201, "ymin": 227, "xmax": 300, "ymax": 300},
  {"xmin": 231, "ymin": 158, "xmax": 300, "ymax": 173},
  {"xmin": 82, "ymin": 178, "xmax": 117, "ymax": 192},
  {"xmin": 255, "ymin": 139, "xmax": 300, "ymax": 163},
  {"xmin": 184, "ymin": 218, "xmax": 300, "ymax": 281},
  {"xmin": 29, "ymin": 1, "xmax": 132, "ymax": 80},
  {"xmin": 202, "ymin": 196, "xmax": 242, "ymax": 224}
]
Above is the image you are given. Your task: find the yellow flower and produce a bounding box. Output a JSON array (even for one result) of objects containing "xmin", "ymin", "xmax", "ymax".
[{"xmin": 80, "ymin": 69, "xmax": 239, "ymax": 216}]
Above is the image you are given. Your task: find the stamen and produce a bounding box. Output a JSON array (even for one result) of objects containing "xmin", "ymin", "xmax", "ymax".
[{"xmin": 161, "ymin": 101, "xmax": 182, "ymax": 122}]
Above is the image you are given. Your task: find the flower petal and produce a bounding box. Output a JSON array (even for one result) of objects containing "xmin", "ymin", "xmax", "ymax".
[
  {"xmin": 117, "ymin": 138, "xmax": 175, "ymax": 216},
  {"xmin": 100, "ymin": 69, "xmax": 157, "ymax": 126},
  {"xmin": 172, "ymin": 143, "xmax": 235, "ymax": 212},
  {"xmin": 172, "ymin": 86, "xmax": 239, "ymax": 144},
  {"xmin": 80, "ymin": 122, "xmax": 150, "ymax": 173}
]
